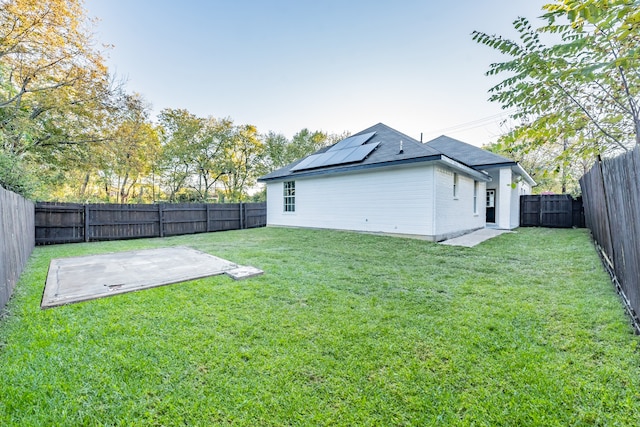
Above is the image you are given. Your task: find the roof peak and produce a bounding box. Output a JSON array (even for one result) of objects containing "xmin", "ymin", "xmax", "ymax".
[
  {"xmin": 425, "ymin": 134, "xmax": 516, "ymax": 167},
  {"xmin": 354, "ymin": 123, "xmax": 421, "ymax": 145}
]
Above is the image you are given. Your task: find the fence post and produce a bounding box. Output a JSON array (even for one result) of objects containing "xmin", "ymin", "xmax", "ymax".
[
  {"xmin": 34, "ymin": 201, "xmax": 266, "ymax": 245},
  {"xmin": 158, "ymin": 203, "xmax": 164, "ymax": 238},
  {"xmin": 84, "ymin": 204, "xmax": 90, "ymax": 242},
  {"xmin": 598, "ymin": 156, "xmax": 615, "ymax": 263},
  {"xmin": 206, "ymin": 204, "xmax": 211, "ymax": 232},
  {"xmin": 539, "ymin": 196, "xmax": 543, "ymax": 226}
]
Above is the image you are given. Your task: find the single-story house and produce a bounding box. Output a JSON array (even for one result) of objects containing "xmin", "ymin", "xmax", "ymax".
[{"xmin": 258, "ymin": 123, "xmax": 535, "ymax": 241}]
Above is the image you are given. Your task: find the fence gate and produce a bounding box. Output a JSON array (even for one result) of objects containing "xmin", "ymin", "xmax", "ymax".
[{"xmin": 520, "ymin": 195, "xmax": 584, "ymax": 228}]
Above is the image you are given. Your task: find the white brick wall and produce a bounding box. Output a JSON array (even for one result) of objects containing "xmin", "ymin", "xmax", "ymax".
[
  {"xmin": 266, "ymin": 163, "xmax": 488, "ymax": 240},
  {"xmin": 483, "ymin": 166, "xmax": 532, "ymax": 229},
  {"xmin": 433, "ymin": 167, "xmax": 485, "ymax": 239},
  {"xmin": 266, "ymin": 164, "xmax": 436, "ymax": 237},
  {"xmin": 510, "ymin": 179, "xmax": 531, "ymax": 228}
]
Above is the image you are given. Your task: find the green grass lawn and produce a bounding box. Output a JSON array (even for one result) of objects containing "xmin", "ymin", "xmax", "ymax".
[{"xmin": 1, "ymin": 227, "xmax": 639, "ymax": 426}]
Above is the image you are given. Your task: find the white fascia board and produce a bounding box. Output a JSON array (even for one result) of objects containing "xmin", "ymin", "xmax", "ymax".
[
  {"xmin": 513, "ymin": 163, "xmax": 537, "ymax": 186},
  {"xmin": 437, "ymin": 156, "xmax": 492, "ymax": 182}
]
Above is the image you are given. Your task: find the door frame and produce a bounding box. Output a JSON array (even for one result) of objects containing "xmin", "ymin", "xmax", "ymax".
[{"xmin": 486, "ymin": 189, "xmax": 496, "ymax": 223}]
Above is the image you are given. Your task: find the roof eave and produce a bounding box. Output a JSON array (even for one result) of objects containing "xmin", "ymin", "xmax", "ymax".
[
  {"xmin": 259, "ymin": 154, "xmax": 492, "ymax": 183},
  {"xmin": 514, "ymin": 163, "xmax": 537, "ymax": 186},
  {"xmin": 258, "ymin": 155, "xmax": 444, "ymax": 182},
  {"xmin": 437, "ymin": 156, "xmax": 492, "ymax": 182},
  {"xmin": 472, "ymin": 162, "xmax": 537, "ymax": 186},
  {"xmin": 473, "ymin": 161, "xmax": 517, "ymax": 169}
]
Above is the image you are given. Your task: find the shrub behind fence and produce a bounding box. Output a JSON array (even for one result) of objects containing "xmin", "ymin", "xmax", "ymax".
[
  {"xmin": 580, "ymin": 146, "xmax": 640, "ymax": 332},
  {"xmin": 35, "ymin": 202, "xmax": 267, "ymax": 245},
  {"xmin": 0, "ymin": 186, "xmax": 35, "ymax": 312}
]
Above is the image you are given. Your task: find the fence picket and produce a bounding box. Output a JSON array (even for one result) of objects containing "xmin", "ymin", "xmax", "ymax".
[
  {"xmin": 0, "ymin": 186, "xmax": 35, "ymax": 312},
  {"xmin": 580, "ymin": 147, "xmax": 640, "ymax": 332},
  {"xmin": 35, "ymin": 202, "xmax": 266, "ymax": 245},
  {"xmin": 519, "ymin": 195, "xmax": 584, "ymax": 228}
]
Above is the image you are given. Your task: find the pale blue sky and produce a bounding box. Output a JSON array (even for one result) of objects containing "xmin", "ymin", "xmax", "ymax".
[{"xmin": 84, "ymin": 0, "xmax": 548, "ymax": 146}]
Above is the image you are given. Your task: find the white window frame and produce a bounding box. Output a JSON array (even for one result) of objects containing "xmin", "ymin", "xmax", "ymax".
[
  {"xmin": 473, "ymin": 181, "xmax": 478, "ymax": 214},
  {"xmin": 283, "ymin": 181, "xmax": 295, "ymax": 212},
  {"xmin": 453, "ymin": 173, "xmax": 459, "ymax": 198}
]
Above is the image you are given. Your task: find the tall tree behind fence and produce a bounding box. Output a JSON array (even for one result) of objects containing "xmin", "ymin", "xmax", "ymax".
[
  {"xmin": 35, "ymin": 202, "xmax": 267, "ymax": 245},
  {"xmin": 0, "ymin": 186, "xmax": 35, "ymax": 312},
  {"xmin": 579, "ymin": 146, "xmax": 640, "ymax": 332}
]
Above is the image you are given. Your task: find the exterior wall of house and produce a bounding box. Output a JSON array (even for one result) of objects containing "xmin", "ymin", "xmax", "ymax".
[
  {"xmin": 510, "ymin": 178, "xmax": 531, "ymax": 228},
  {"xmin": 484, "ymin": 167, "xmax": 508, "ymax": 229},
  {"xmin": 484, "ymin": 167, "xmax": 531, "ymax": 230},
  {"xmin": 497, "ymin": 168, "xmax": 512, "ymax": 229},
  {"xmin": 433, "ymin": 167, "xmax": 485, "ymax": 240},
  {"xmin": 265, "ymin": 164, "xmax": 437, "ymax": 238}
]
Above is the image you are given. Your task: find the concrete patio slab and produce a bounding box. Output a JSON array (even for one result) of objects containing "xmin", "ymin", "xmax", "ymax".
[
  {"xmin": 42, "ymin": 246, "xmax": 263, "ymax": 308},
  {"xmin": 226, "ymin": 266, "xmax": 264, "ymax": 280},
  {"xmin": 440, "ymin": 228, "xmax": 511, "ymax": 248}
]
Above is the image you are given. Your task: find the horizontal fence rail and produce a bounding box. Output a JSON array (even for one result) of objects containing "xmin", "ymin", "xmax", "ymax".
[
  {"xmin": 0, "ymin": 186, "xmax": 35, "ymax": 312},
  {"xmin": 520, "ymin": 194, "xmax": 585, "ymax": 228},
  {"xmin": 35, "ymin": 202, "xmax": 266, "ymax": 245},
  {"xmin": 580, "ymin": 147, "xmax": 640, "ymax": 333}
]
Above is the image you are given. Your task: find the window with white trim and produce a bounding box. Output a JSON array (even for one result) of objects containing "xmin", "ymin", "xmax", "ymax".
[
  {"xmin": 283, "ymin": 181, "xmax": 295, "ymax": 212},
  {"xmin": 453, "ymin": 173, "xmax": 459, "ymax": 198},
  {"xmin": 473, "ymin": 181, "xmax": 478, "ymax": 213}
]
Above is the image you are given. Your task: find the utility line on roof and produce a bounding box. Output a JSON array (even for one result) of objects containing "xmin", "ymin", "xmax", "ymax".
[{"xmin": 423, "ymin": 109, "xmax": 516, "ymax": 137}]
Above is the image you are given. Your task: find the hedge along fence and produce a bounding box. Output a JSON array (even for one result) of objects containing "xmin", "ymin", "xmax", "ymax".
[
  {"xmin": 580, "ymin": 146, "xmax": 640, "ymax": 333},
  {"xmin": 0, "ymin": 186, "xmax": 35, "ymax": 312},
  {"xmin": 35, "ymin": 202, "xmax": 267, "ymax": 245}
]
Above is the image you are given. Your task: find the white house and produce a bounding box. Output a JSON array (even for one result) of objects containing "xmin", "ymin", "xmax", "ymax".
[
  {"xmin": 258, "ymin": 123, "xmax": 535, "ymax": 241},
  {"xmin": 425, "ymin": 135, "xmax": 536, "ymax": 230}
]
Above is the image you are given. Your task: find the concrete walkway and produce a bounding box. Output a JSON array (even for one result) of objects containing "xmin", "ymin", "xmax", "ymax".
[{"xmin": 440, "ymin": 228, "xmax": 511, "ymax": 248}]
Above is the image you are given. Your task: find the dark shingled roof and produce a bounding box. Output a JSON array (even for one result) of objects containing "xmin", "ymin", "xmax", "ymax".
[
  {"xmin": 257, "ymin": 123, "xmax": 521, "ymax": 182},
  {"xmin": 259, "ymin": 123, "xmax": 443, "ymax": 182},
  {"xmin": 424, "ymin": 135, "xmax": 516, "ymax": 168}
]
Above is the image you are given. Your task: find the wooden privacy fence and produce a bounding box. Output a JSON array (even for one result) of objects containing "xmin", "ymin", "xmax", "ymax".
[
  {"xmin": 35, "ymin": 202, "xmax": 266, "ymax": 245},
  {"xmin": 0, "ymin": 186, "xmax": 35, "ymax": 312},
  {"xmin": 520, "ymin": 194, "xmax": 585, "ymax": 228},
  {"xmin": 580, "ymin": 146, "xmax": 640, "ymax": 332}
]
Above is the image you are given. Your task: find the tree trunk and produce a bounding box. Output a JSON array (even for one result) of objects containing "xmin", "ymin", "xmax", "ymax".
[
  {"xmin": 80, "ymin": 172, "xmax": 90, "ymax": 197},
  {"xmin": 120, "ymin": 172, "xmax": 129, "ymax": 203}
]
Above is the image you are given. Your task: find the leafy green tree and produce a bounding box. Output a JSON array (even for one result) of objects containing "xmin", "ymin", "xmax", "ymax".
[
  {"xmin": 219, "ymin": 124, "xmax": 264, "ymax": 202},
  {"xmin": 158, "ymin": 109, "xmax": 270, "ymax": 203},
  {"xmin": 259, "ymin": 128, "xmax": 342, "ymax": 175},
  {"xmin": 290, "ymin": 129, "xmax": 332, "ymax": 161},
  {"xmin": 96, "ymin": 93, "xmax": 160, "ymax": 203},
  {"xmin": 0, "ymin": 0, "xmax": 111, "ymax": 151},
  {"xmin": 484, "ymin": 139, "xmax": 588, "ymax": 194},
  {"xmin": 0, "ymin": 0, "xmax": 111, "ymax": 197},
  {"xmin": 473, "ymin": 0, "xmax": 640, "ymax": 165},
  {"xmin": 190, "ymin": 117, "xmax": 234, "ymax": 202},
  {"xmin": 0, "ymin": 150, "xmax": 35, "ymax": 195},
  {"xmin": 261, "ymin": 131, "xmax": 291, "ymax": 173},
  {"xmin": 157, "ymin": 109, "xmax": 202, "ymax": 202}
]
